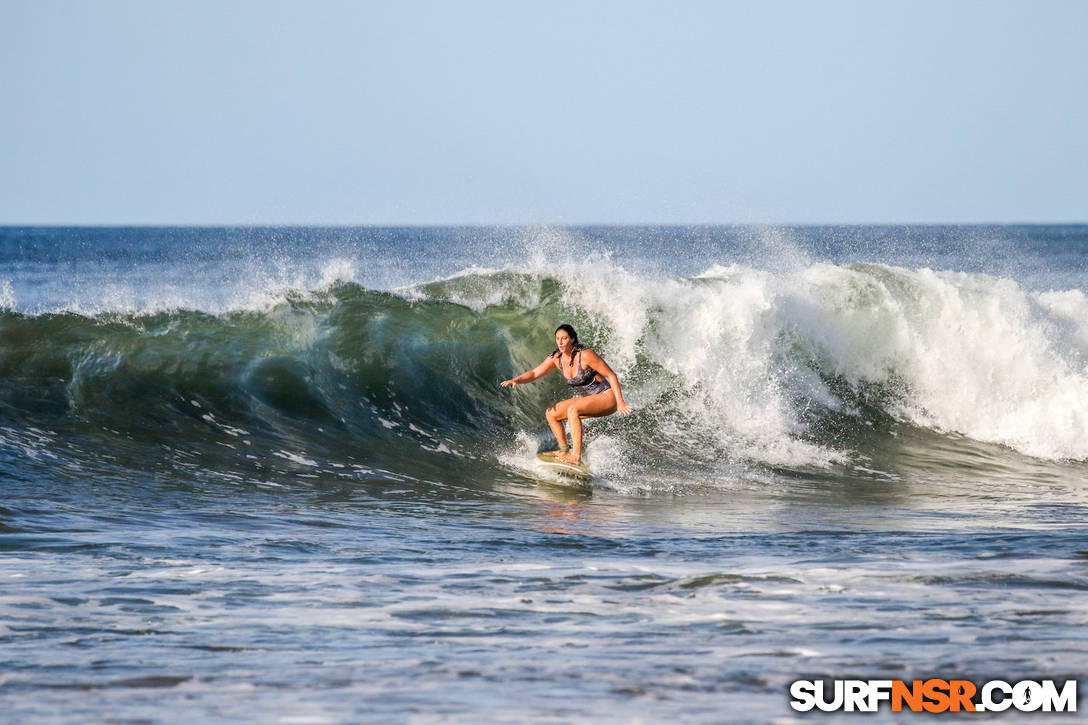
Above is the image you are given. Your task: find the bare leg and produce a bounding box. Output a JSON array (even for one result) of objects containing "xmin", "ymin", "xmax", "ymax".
[
  {"xmin": 544, "ymin": 405, "xmax": 568, "ymax": 454},
  {"xmin": 554, "ymin": 391, "xmax": 618, "ymax": 464},
  {"xmin": 567, "ymin": 407, "xmax": 584, "ymax": 462}
]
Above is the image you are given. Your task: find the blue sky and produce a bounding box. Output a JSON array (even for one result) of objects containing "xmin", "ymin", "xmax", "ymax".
[{"xmin": 2, "ymin": 0, "xmax": 1085, "ymax": 224}]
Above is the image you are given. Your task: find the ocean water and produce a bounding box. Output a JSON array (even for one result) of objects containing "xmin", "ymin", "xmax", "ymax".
[{"xmin": 1, "ymin": 225, "xmax": 1086, "ymax": 723}]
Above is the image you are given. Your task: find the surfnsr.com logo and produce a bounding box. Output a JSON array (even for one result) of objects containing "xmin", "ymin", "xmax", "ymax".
[{"xmin": 790, "ymin": 679, "xmax": 1077, "ymax": 713}]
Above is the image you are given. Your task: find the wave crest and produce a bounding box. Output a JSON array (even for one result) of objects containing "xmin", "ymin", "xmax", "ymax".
[{"xmin": 2, "ymin": 260, "xmax": 1087, "ymax": 482}]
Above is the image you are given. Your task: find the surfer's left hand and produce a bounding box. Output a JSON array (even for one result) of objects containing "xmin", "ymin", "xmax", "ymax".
[{"xmin": 617, "ymin": 402, "xmax": 632, "ymax": 415}]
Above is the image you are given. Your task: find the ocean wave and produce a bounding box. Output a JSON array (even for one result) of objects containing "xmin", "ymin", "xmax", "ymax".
[{"xmin": 2, "ymin": 259, "xmax": 1087, "ymax": 484}]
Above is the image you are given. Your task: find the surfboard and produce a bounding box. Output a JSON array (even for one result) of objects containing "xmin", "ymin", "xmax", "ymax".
[{"xmin": 536, "ymin": 453, "xmax": 592, "ymax": 481}]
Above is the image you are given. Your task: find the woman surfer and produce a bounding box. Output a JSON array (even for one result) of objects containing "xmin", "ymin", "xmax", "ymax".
[{"xmin": 501, "ymin": 324, "xmax": 631, "ymax": 465}]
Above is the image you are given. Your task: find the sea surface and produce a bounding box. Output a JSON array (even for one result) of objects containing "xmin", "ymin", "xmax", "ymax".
[{"xmin": 1, "ymin": 225, "xmax": 1087, "ymax": 723}]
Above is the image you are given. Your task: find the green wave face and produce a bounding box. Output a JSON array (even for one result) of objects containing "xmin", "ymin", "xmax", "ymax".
[
  {"xmin": 3, "ymin": 262, "xmax": 1088, "ymax": 490},
  {"xmin": 0, "ymin": 277, "xmax": 588, "ymax": 487}
]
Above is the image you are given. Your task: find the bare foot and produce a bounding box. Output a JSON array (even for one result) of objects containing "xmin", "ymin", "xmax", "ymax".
[
  {"xmin": 540, "ymin": 450, "xmax": 567, "ymax": 458},
  {"xmin": 554, "ymin": 452, "xmax": 581, "ymax": 465}
]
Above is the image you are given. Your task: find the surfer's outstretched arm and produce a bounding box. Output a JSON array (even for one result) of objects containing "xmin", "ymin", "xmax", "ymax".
[{"xmin": 500, "ymin": 357, "xmax": 555, "ymax": 388}]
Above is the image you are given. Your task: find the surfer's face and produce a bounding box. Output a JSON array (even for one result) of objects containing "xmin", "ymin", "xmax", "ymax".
[{"xmin": 555, "ymin": 330, "xmax": 572, "ymax": 352}]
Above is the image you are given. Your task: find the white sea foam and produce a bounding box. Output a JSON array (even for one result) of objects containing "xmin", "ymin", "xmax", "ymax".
[
  {"xmin": 0, "ymin": 279, "xmax": 15, "ymax": 309},
  {"xmin": 682, "ymin": 263, "xmax": 1088, "ymax": 462},
  {"xmin": 496, "ymin": 431, "xmax": 548, "ymax": 478},
  {"xmin": 441, "ymin": 248, "xmax": 1088, "ymax": 464},
  {"xmin": 531, "ymin": 257, "xmax": 845, "ymax": 467}
]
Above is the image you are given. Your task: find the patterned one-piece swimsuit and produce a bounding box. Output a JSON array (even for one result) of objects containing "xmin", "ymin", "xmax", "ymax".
[{"xmin": 560, "ymin": 350, "xmax": 612, "ymax": 396}]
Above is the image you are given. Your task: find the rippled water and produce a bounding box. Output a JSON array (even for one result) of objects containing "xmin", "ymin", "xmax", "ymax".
[{"xmin": 5, "ymin": 448, "xmax": 1087, "ymax": 722}]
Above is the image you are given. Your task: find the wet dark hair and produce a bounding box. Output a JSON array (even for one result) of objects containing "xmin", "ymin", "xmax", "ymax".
[{"xmin": 551, "ymin": 324, "xmax": 585, "ymax": 361}]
